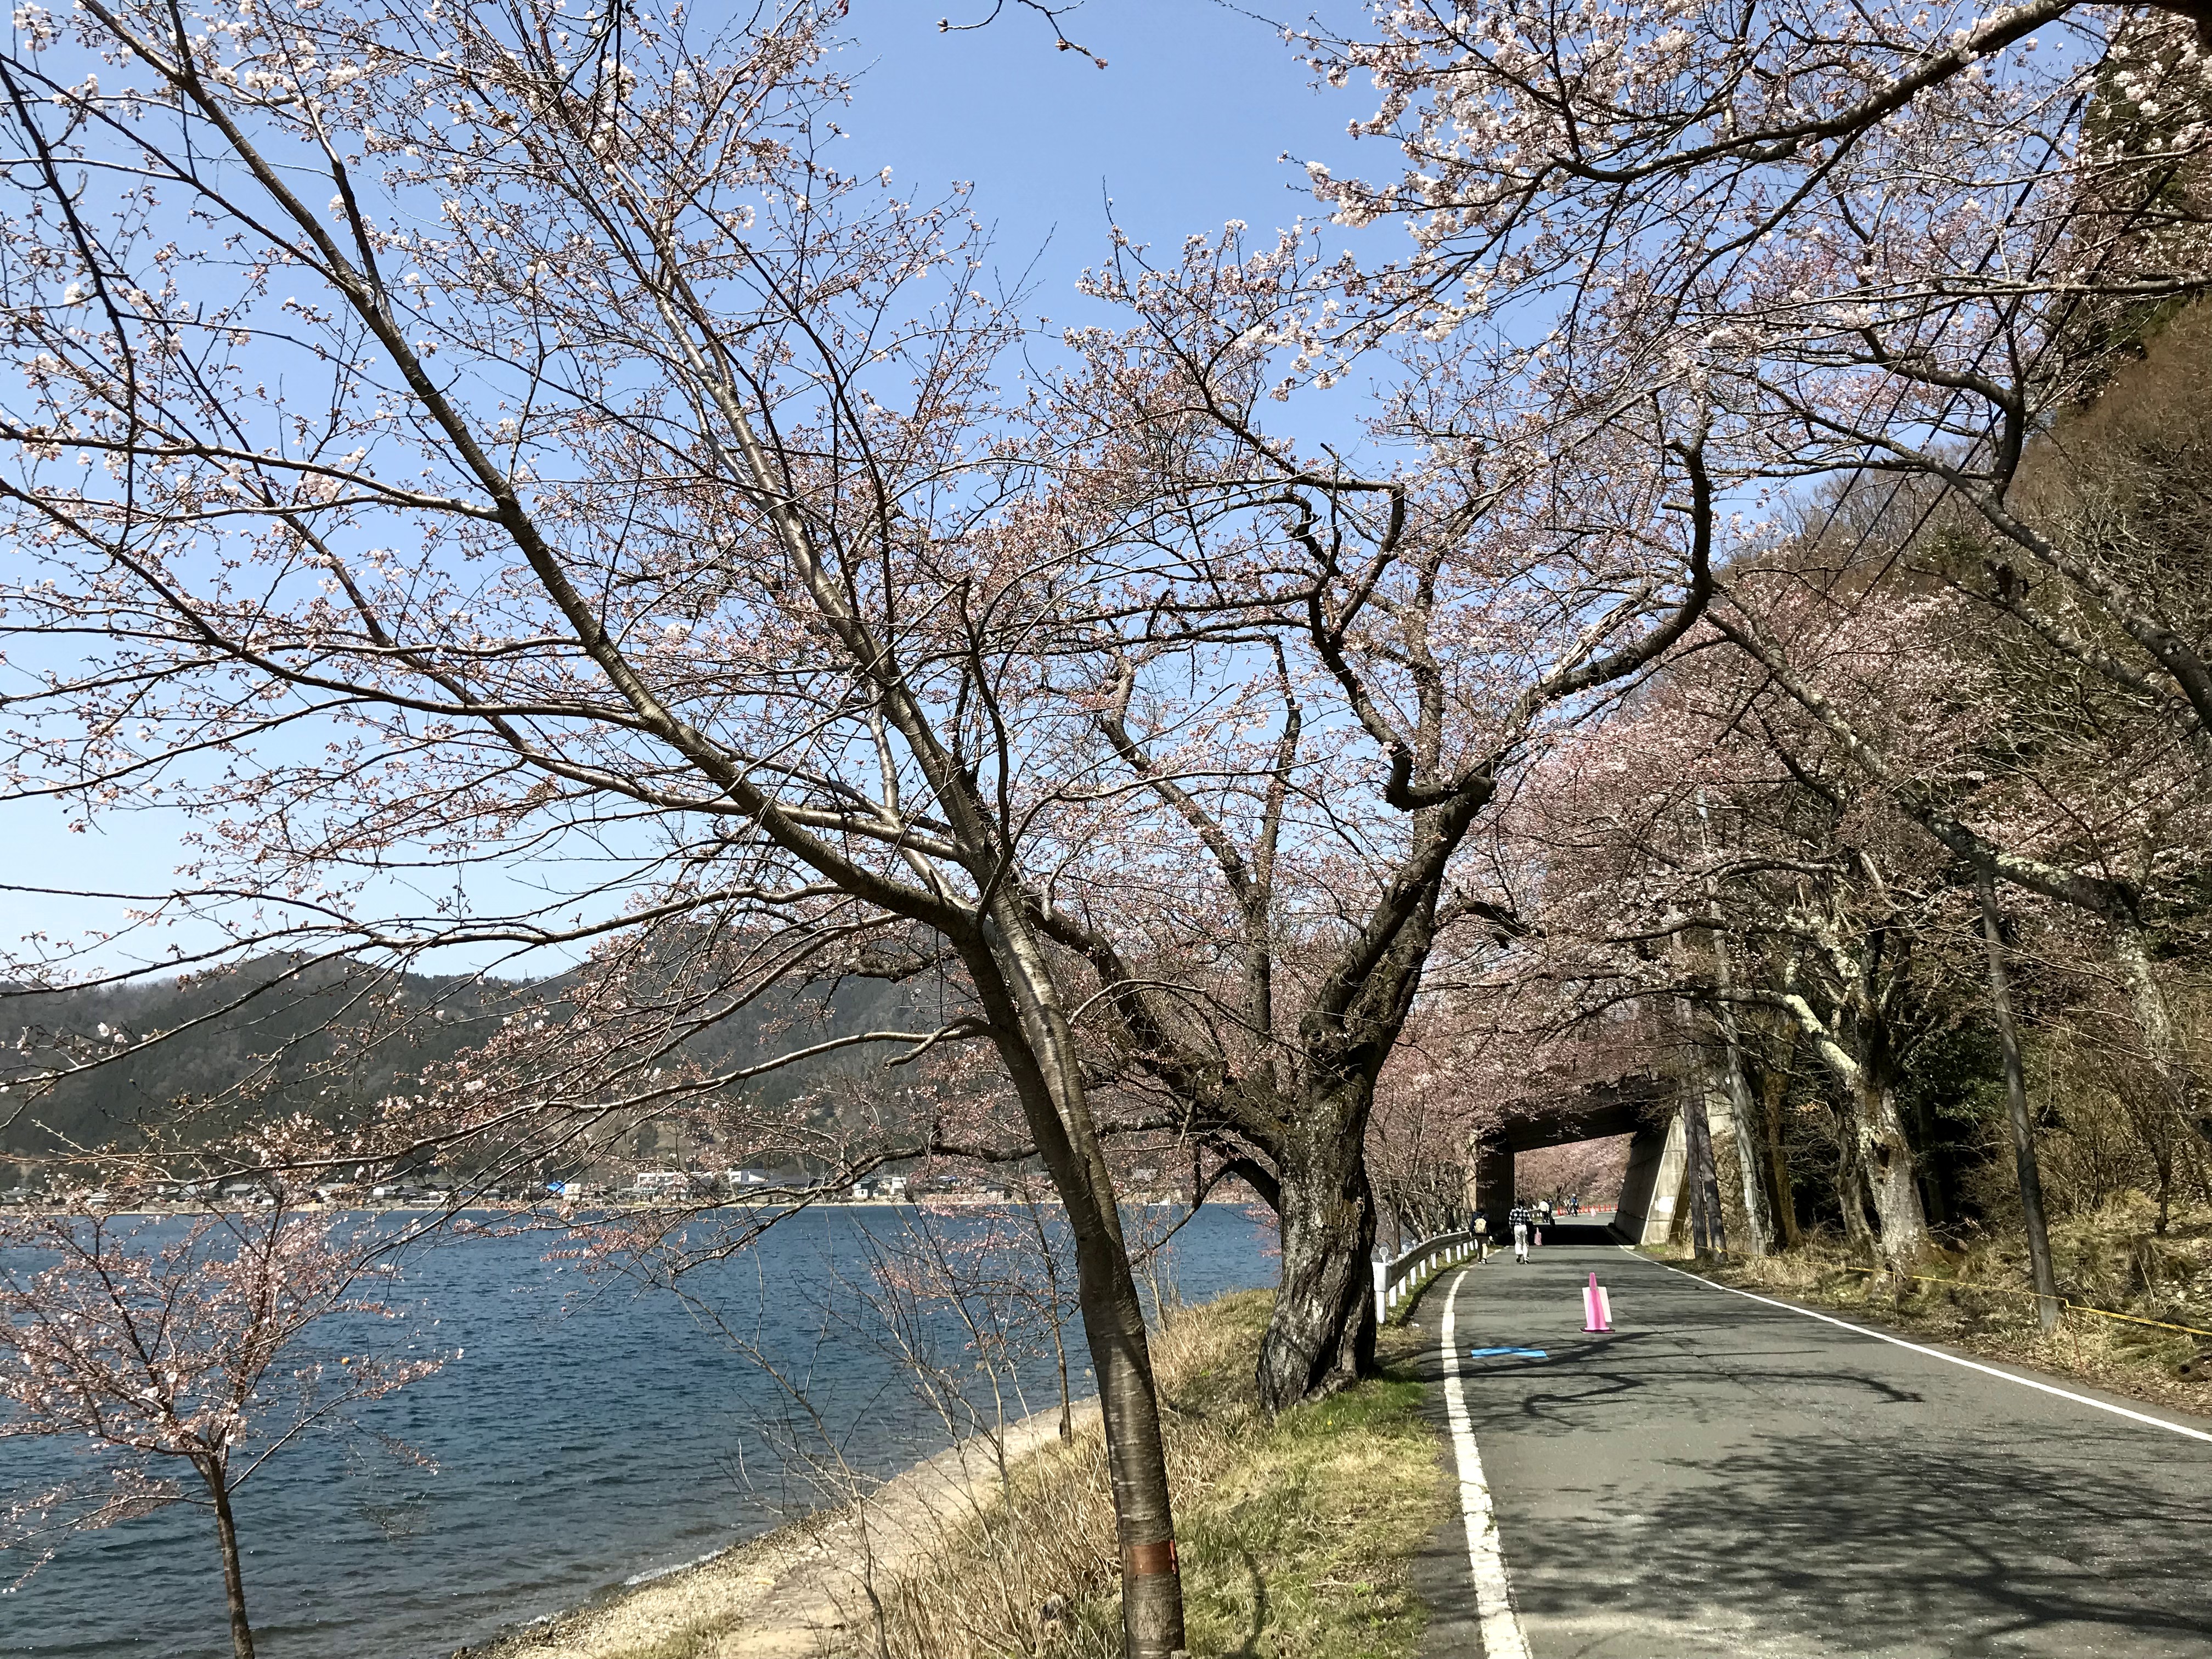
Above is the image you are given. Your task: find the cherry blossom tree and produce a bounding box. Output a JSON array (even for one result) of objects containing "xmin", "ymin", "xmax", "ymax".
[
  {"xmin": 0, "ymin": 1, "xmax": 1216, "ymax": 1642},
  {"xmin": 993, "ymin": 227, "xmax": 1722, "ymax": 1404},
  {"xmin": 1293, "ymin": 0, "xmax": 2212, "ymax": 946},
  {"xmin": 1488, "ymin": 603, "xmax": 1998, "ymax": 1266},
  {"xmin": 0, "ymin": 1, "xmax": 1768, "ymax": 1640},
  {"xmin": 1297, "ymin": 0, "xmax": 2211, "ymax": 820},
  {"xmin": 1515, "ymin": 1135, "xmax": 1633, "ymax": 1214},
  {"xmin": 1707, "ymin": 545, "xmax": 2211, "ymax": 1243},
  {"xmin": 0, "ymin": 1195, "xmax": 439, "ymax": 1659},
  {"xmin": 1492, "ymin": 411, "xmax": 2212, "ymax": 1273},
  {"xmin": 0, "ymin": 0, "xmax": 1735, "ymax": 1492},
  {"xmin": 1101, "ymin": 0, "xmax": 2203, "ymax": 1290}
]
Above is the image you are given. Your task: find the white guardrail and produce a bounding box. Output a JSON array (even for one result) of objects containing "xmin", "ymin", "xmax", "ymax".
[{"xmin": 1372, "ymin": 1229, "xmax": 1478, "ymax": 1324}]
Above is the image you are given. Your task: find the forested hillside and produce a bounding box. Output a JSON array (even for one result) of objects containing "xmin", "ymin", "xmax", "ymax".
[{"xmin": 2, "ymin": 955, "xmax": 920, "ymax": 1164}]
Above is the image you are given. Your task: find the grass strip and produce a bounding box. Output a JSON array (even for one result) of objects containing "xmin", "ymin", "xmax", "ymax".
[{"xmin": 875, "ymin": 1289, "xmax": 1449, "ymax": 1659}]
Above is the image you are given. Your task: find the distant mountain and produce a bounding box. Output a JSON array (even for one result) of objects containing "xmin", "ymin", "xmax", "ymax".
[{"xmin": 0, "ymin": 953, "xmax": 927, "ymax": 1159}]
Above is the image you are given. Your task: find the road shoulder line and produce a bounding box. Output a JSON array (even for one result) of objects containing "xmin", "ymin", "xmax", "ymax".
[
  {"xmin": 1440, "ymin": 1268, "xmax": 1532, "ymax": 1659},
  {"xmin": 1625, "ymin": 1248, "xmax": 2212, "ymax": 1446}
]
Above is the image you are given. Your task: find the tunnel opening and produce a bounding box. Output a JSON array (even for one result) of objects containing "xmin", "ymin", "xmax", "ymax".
[{"xmin": 1513, "ymin": 1133, "xmax": 1633, "ymax": 1221}]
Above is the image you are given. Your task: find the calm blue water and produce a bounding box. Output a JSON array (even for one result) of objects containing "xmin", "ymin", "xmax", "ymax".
[{"xmin": 5, "ymin": 1204, "xmax": 1276, "ymax": 1658}]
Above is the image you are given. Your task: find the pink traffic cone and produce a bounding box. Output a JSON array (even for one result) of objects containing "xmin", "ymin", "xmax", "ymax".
[{"xmin": 1582, "ymin": 1271, "xmax": 1613, "ymax": 1333}]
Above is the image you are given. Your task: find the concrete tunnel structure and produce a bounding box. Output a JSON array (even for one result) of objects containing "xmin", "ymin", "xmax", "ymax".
[{"xmin": 1467, "ymin": 1070, "xmax": 1748, "ymax": 1247}]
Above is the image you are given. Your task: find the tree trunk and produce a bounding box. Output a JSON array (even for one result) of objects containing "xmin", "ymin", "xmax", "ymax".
[
  {"xmin": 1023, "ymin": 1195, "xmax": 1077, "ymax": 1439},
  {"xmin": 1725, "ymin": 1099, "xmax": 1772, "ymax": 1258},
  {"xmin": 969, "ymin": 928, "xmax": 1187, "ymax": 1659},
  {"xmin": 1906, "ymin": 1082, "xmax": 1953, "ymax": 1229},
  {"xmin": 1257, "ymin": 1101, "xmax": 1379, "ymax": 1412},
  {"xmin": 1691, "ymin": 800, "xmax": 1765, "ymax": 1254},
  {"xmin": 1706, "ymin": 915, "xmax": 1771, "ymax": 1256},
  {"xmin": 1711, "ymin": 1017, "xmax": 1771, "ymax": 1256},
  {"xmin": 1045, "ymin": 1292, "xmax": 1074, "ymax": 1442},
  {"xmin": 1854, "ymin": 1069, "xmax": 1930, "ymax": 1268},
  {"xmin": 1063, "ymin": 1209, "xmax": 1186, "ymax": 1655},
  {"xmin": 201, "ymin": 1463, "xmax": 257, "ymax": 1659},
  {"xmin": 1835, "ymin": 1106, "xmax": 1877, "ymax": 1257},
  {"xmin": 2112, "ymin": 918, "xmax": 2200, "ymax": 1210},
  {"xmin": 1976, "ymin": 870, "xmax": 2060, "ymax": 1330},
  {"xmin": 1760, "ymin": 1044, "xmax": 1802, "ymax": 1248},
  {"xmin": 1683, "ymin": 1082, "xmax": 1728, "ymax": 1257}
]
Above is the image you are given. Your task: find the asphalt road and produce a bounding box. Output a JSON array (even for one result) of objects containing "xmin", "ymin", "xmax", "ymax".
[{"xmin": 1404, "ymin": 1234, "xmax": 2212, "ymax": 1658}]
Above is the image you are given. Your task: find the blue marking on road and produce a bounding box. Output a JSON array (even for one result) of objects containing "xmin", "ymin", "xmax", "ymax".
[{"xmin": 1468, "ymin": 1346, "xmax": 1548, "ymax": 1359}]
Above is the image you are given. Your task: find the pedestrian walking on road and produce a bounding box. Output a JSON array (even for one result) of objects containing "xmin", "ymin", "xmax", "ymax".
[
  {"xmin": 1472, "ymin": 1210, "xmax": 1489, "ymax": 1262},
  {"xmin": 1513, "ymin": 1211, "xmax": 1530, "ymax": 1263}
]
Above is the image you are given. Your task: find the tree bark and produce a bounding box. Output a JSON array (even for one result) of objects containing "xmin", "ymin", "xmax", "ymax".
[
  {"xmin": 1975, "ymin": 870, "xmax": 2061, "ymax": 1330},
  {"xmin": 1065, "ymin": 1210, "xmax": 1186, "ymax": 1655},
  {"xmin": 1670, "ymin": 989, "xmax": 1727, "ymax": 1257},
  {"xmin": 1835, "ymin": 1107, "xmax": 1877, "ymax": 1257},
  {"xmin": 1052, "ymin": 1318, "xmax": 1074, "ymax": 1441},
  {"xmin": 969, "ymin": 927, "xmax": 1187, "ymax": 1659},
  {"xmin": 1759, "ymin": 1044, "xmax": 1802, "ymax": 1248},
  {"xmin": 2112, "ymin": 917, "xmax": 2200, "ymax": 1172},
  {"xmin": 1257, "ymin": 1104, "xmax": 1379, "ymax": 1412},
  {"xmin": 1683, "ymin": 1079, "xmax": 1728, "ymax": 1257},
  {"xmin": 201, "ymin": 1462, "xmax": 257, "ymax": 1659},
  {"xmin": 1697, "ymin": 799, "xmax": 1769, "ymax": 1255},
  {"xmin": 1708, "ymin": 944, "xmax": 1773, "ymax": 1255},
  {"xmin": 1854, "ymin": 1068, "xmax": 1931, "ymax": 1267}
]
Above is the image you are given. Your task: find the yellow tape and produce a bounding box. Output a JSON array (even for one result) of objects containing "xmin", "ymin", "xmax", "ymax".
[{"xmin": 1820, "ymin": 1262, "xmax": 2212, "ymax": 1341}]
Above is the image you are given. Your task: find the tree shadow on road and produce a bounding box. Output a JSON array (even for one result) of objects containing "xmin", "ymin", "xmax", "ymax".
[
  {"xmin": 1406, "ymin": 1269, "xmax": 2212, "ymax": 1655},
  {"xmin": 1506, "ymin": 1426, "xmax": 2212, "ymax": 1655}
]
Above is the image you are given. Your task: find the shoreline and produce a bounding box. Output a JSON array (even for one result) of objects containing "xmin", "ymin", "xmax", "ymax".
[
  {"xmin": 2, "ymin": 1195, "xmax": 1249, "ymax": 1221},
  {"xmin": 459, "ymin": 1397, "xmax": 1103, "ymax": 1659}
]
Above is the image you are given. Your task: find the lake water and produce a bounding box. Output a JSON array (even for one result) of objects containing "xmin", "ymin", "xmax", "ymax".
[{"xmin": 6, "ymin": 1204, "xmax": 1277, "ymax": 1658}]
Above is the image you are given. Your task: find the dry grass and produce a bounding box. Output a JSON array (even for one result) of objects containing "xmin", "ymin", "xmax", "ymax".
[
  {"xmin": 1656, "ymin": 1197, "xmax": 2212, "ymax": 1417},
  {"xmin": 869, "ymin": 1291, "xmax": 1449, "ymax": 1659}
]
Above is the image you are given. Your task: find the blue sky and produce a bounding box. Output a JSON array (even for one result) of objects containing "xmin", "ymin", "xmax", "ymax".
[
  {"xmin": 4, "ymin": 0, "xmax": 1396, "ymax": 972},
  {"xmin": 834, "ymin": 0, "xmax": 1363, "ymax": 298}
]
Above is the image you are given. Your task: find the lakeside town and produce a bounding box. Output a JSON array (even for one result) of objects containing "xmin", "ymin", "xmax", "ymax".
[{"xmin": 0, "ymin": 1164, "xmax": 1226, "ymax": 1214}]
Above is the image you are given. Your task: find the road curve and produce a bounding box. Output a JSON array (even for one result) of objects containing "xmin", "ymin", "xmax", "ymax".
[{"xmin": 1404, "ymin": 1238, "xmax": 2212, "ymax": 1658}]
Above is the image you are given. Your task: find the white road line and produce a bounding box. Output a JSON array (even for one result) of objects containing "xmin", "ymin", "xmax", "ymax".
[
  {"xmin": 1624, "ymin": 1248, "xmax": 2212, "ymax": 1446},
  {"xmin": 1441, "ymin": 1268, "xmax": 1533, "ymax": 1659}
]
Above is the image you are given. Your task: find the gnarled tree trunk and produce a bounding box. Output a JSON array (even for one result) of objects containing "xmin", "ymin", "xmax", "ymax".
[
  {"xmin": 1257, "ymin": 1093, "xmax": 1381, "ymax": 1412},
  {"xmin": 1853, "ymin": 1065, "xmax": 1930, "ymax": 1267},
  {"xmin": 1714, "ymin": 1030, "xmax": 1773, "ymax": 1257},
  {"xmin": 1683, "ymin": 1081, "xmax": 1729, "ymax": 1257},
  {"xmin": 1835, "ymin": 1105, "xmax": 1877, "ymax": 1257}
]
